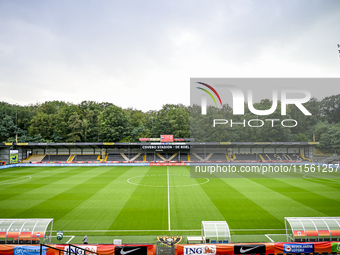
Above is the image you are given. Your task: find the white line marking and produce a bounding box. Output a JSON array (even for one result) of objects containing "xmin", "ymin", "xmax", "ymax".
[
  {"xmin": 231, "ymin": 229, "xmax": 285, "ymax": 231},
  {"xmin": 265, "ymin": 234, "xmax": 274, "ymax": 242},
  {"xmin": 53, "ymin": 229, "xmax": 201, "ymax": 232},
  {"xmin": 66, "ymin": 236, "xmax": 75, "ymax": 243},
  {"xmin": 52, "ymin": 228, "xmax": 284, "ymax": 233},
  {"xmin": 167, "ymin": 166, "xmax": 171, "ymax": 231},
  {"xmin": 0, "ymin": 176, "xmax": 31, "ymax": 185},
  {"xmin": 52, "ymin": 235, "xmax": 75, "ymax": 243}
]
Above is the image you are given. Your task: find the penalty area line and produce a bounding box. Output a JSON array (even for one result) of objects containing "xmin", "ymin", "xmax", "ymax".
[{"xmin": 265, "ymin": 234, "xmax": 274, "ymax": 242}]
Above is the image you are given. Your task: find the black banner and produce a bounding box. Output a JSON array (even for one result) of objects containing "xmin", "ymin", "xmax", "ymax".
[
  {"xmin": 141, "ymin": 145, "xmax": 190, "ymax": 150},
  {"xmin": 115, "ymin": 246, "xmax": 147, "ymax": 255},
  {"xmin": 234, "ymin": 244, "xmax": 266, "ymax": 254}
]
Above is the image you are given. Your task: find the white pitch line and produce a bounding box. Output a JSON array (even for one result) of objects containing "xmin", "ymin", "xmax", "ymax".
[
  {"xmin": 231, "ymin": 229, "xmax": 285, "ymax": 231},
  {"xmin": 265, "ymin": 234, "xmax": 274, "ymax": 242},
  {"xmin": 52, "ymin": 235, "xmax": 75, "ymax": 243},
  {"xmin": 167, "ymin": 166, "xmax": 171, "ymax": 231},
  {"xmin": 52, "ymin": 228, "xmax": 284, "ymax": 233},
  {"xmin": 66, "ymin": 236, "xmax": 75, "ymax": 244},
  {"xmin": 53, "ymin": 230, "xmax": 201, "ymax": 232}
]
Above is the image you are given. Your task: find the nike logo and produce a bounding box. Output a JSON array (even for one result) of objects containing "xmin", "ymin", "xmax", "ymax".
[
  {"xmin": 120, "ymin": 248, "xmax": 141, "ymax": 255},
  {"xmin": 239, "ymin": 246, "xmax": 260, "ymax": 253}
]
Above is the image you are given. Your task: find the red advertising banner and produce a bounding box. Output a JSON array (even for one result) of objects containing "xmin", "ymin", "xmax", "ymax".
[
  {"xmin": 160, "ymin": 135, "xmax": 173, "ymax": 142},
  {"xmin": 54, "ymin": 244, "xmax": 156, "ymax": 255},
  {"xmin": 176, "ymin": 243, "xmax": 276, "ymax": 255},
  {"xmin": 0, "ymin": 242, "xmax": 338, "ymax": 255},
  {"xmin": 0, "ymin": 245, "xmax": 15, "ymax": 255}
]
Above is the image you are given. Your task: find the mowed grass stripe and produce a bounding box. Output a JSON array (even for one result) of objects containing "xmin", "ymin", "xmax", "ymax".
[
  {"xmin": 223, "ymin": 178, "xmax": 326, "ymax": 225},
  {"xmin": 55, "ymin": 166, "xmax": 152, "ymax": 230},
  {"xmin": 10, "ymin": 166, "xmax": 127, "ymax": 220},
  {"xmin": 0, "ymin": 167, "xmax": 43, "ymax": 180},
  {"xmin": 0, "ymin": 166, "xmax": 95, "ymax": 212},
  {"xmin": 199, "ymin": 176, "xmax": 282, "ymax": 230},
  {"xmin": 109, "ymin": 166, "xmax": 168, "ymax": 231},
  {"xmin": 276, "ymin": 177, "xmax": 340, "ymax": 202},
  {"xmin": 0, "ymin": 166, "xmax": 80, "ymax": 195},
  {"xmin": 252, "ymin": 178, "xmax": 340, "ymax": 216},
  {"xmin": 169, "ymin": 166, "xmax": 225, "ymax": 230}
]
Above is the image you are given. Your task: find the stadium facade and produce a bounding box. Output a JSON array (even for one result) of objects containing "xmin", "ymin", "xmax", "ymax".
[{"xmin": 0, "ymin": 141, "xmax": 318, "ymax": 164}]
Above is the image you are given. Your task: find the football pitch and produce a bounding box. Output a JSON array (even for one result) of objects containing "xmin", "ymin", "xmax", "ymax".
[{"xmin": 0, "ymin": 165, "xmax": 340, "ymax": 244}]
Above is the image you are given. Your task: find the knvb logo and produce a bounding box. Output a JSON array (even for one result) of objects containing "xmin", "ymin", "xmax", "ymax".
[{"xmin": 196, "ymin": 82, "xmax": 312, "ymax": 116}]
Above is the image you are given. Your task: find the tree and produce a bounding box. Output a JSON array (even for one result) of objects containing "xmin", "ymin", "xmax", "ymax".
[
  {"xmin": 320, "ymin": 94, "xmax": 340, "ymax": 124},
  {"xmin": 67, "ymin": 112, "xmax": 83, "ymax": 142},
  {"xmin": 318, "ymin": 124, "xmax": 340, "ymax": 153},
  {"xmin": 98, "ymin": 105, "xmax": 131, "ymax": 142},
  {"xmin": 0, "ymin": 115, "xmax": 17, "ymax": 142}
]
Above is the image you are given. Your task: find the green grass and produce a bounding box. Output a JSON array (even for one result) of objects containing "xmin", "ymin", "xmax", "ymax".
[{"xmin": 0, "ymin": 165, "xmax": 340, "ymax": 243}]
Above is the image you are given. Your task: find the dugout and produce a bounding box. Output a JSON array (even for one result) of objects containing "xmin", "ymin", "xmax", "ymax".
[
  {"xmin": 201, "ymin": 221, "xmax": 231, "ymax": 243},
  {"xmin": 285, "ymin": 217, "xmax": 340, "ymax": 242},
  {"xmin": 0, "ymin": 218, "xmax": 53, "ymax": 244}
]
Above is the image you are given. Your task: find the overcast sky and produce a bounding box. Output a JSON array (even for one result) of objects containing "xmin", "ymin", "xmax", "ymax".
[{"xmin": 0, "ymin": 0, "xmax": 339, "ymax": 112}]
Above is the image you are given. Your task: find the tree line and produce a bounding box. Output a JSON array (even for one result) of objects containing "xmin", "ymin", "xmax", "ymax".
[{"xmin": 0, "ymin": 94, "xmax": 339, "ymax": 153}]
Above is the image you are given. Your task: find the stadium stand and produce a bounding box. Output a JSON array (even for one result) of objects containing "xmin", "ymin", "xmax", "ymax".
[
  {"xmin": 178, "ymin": 152, "xmax": 189, "ymax": 161},
  {"xmin": 42, "ymin": 155, "xmax": 69, "ymax": 161},
  {"xmin": 105, "ymin": 153, "xmax": 144, "ymax": 162},
  {"xmin": 190, "ymin": 153, "xmax": 214, "ymax": 161},
  {"xmin": 260, "ymin": 153, "xmax": 309, "ymax": 161},
  {"xmin": 120, "ymin": 153, "xmax": 144, "ymax": 161},
  {"xmin": 106, "ymin": 153, "xmax": 126, "ymax": 161},
  {"xmin": 73, "ymin": 155, "xmax": 100, "ymax": 161},
  {"xmin": 233, "ymin": 153, "xmax": 259, "ymax": 161},
  {"xmin": 156, "ymin": 153, "xmax": 179, "ymax": 161},
  {"xmin": 21, "ymin": 154, "xmax": 46, "ymax": 163},
  {"xmin": 128, "ymin": 153, "xmax": 144, "ymax": 161},
  {"xmin": 208, "ymin": 153, "xmax": 229, "ymax": 161},
  {"xmin": 146, "ymin": 153, "xmax": 157, "ymax": 161}
]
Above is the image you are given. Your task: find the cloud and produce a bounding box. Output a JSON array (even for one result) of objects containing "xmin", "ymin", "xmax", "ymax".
[{"xmin": 0, "ymin": 0, "xmax": 339, "ymax": 111}]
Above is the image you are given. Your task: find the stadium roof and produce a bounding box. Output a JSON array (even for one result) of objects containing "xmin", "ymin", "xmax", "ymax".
[{"xmin": 9, "ymin": 141, "xmax": 319, "ymax": 147}]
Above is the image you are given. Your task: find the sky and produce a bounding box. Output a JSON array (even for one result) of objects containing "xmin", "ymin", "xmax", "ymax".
[{"xmin": 0, "ymin": 0, "xmax": 339, "ymax": 112}]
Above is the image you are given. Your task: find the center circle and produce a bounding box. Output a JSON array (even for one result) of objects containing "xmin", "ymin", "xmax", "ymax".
[
  {"xmin": 127, "ymin": 174, "xmax": 209, "ymax": 187},
  {"xmin": 0, "ymin": 176, "xmax": 32, "ymax": 185}
]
